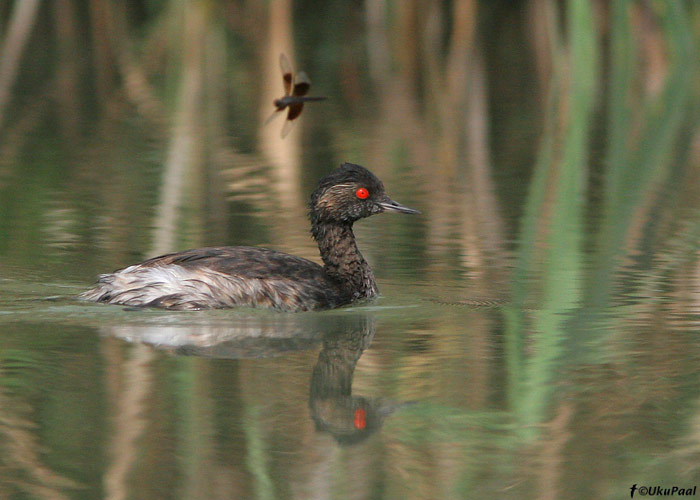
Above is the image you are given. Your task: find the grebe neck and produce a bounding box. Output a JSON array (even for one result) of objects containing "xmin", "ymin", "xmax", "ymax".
[{"xmin": 311, "ymin": 222, "xmax": 377, "ymax": 299}]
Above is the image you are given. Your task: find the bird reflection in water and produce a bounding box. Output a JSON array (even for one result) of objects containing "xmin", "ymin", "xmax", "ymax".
[
  {"xmin": 309, "ymin": 316, "xmax": 408, "ymax": 445},
  {"xmin": 101, "ymin": 313, "xmax": 408, "ymax": 444}
]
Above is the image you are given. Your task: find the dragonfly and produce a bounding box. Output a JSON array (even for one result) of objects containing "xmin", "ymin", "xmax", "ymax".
[{"xmin": 264, "ymin": 53, "xmax": 327, "ymax": 138}]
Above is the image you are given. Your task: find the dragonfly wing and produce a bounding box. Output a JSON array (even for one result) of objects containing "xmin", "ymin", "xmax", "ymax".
[
  {"xmin": 293, "ymin": 71, "xmax": 311, "ymax": 96},
  {"xmin": 286, "ymin": 102, "xmax": 304, "ymax": 121},
  {"xmin": 264, "ymin": 109, "xmax": 284, "ymax": 126},
  {"xmin": 279, "ymin": 53, "xmax": 293, "ymax": 96},
  {"xmin": 280, "ymin": 114, "xmax": 298, "ymax": 138}
]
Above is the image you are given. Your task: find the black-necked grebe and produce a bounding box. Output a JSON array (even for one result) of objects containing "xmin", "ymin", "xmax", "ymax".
[{"xmin": 81, "ymin": 163, "xmax": 419, "ymax": 311}]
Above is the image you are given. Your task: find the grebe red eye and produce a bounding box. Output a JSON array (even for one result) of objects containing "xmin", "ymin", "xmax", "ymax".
[{"xmin": 355, "ymin": 188, "xmax": 369, "ymax": 200}]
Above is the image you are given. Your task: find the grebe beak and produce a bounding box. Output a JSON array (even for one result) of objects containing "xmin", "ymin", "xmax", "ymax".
[{"xmin": 376, "ymin": 197, "xmax": 420, "ymax": 215}]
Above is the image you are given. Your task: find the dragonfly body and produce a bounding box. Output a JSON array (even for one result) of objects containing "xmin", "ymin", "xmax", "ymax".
[{"xmin": 273, "ymin": 95, "xmax": 327, "ymax": 110}]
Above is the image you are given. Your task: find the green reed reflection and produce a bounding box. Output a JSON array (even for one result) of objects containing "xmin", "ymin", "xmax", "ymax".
[
  {"xmin": 244, "ymin": 403, "xmax": 277, "ymax": 500},
  {"xmin": 505, "ymin": 0, "xmax": 597, "ymax": 440},
  {"xmin": 505, "ymin": 0, "xmax": 697, "ymax": 445},
  {"xmin": 587, "ymin": 0, "xmax": 696, "ymax": 310}
]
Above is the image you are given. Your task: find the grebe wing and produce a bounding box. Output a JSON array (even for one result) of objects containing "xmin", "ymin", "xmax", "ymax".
[
  {"xmin": 136, "ymin": 246, "xmax": 327, "ymax": 280},
  {"xmin": 85, "ymin": 246, "xmax": 348, "ymax": 311}
]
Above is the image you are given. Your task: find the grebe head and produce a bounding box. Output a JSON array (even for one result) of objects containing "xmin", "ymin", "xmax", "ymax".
[{"xmin": 310, "ymin": 163, "xmax": 419, "ymax": 225}]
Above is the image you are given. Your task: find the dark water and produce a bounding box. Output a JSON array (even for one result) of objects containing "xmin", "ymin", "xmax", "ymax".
[{"xmin": 1, "ymin": 2, "xmax": 700, "ymax": 499}]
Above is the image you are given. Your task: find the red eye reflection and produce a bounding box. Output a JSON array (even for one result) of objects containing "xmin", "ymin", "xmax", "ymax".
[
  {"xmin": 354, "ymin": 408, "xmax": 367, "ymax": 429},
  {"xmin": 355, "ymin": 188, "xmax": 369, "ymax": 200}
]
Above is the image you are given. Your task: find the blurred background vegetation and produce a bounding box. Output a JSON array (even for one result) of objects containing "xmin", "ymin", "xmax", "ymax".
[
  {"xmin": 1, "ymin": 0, "xmax": 699, "ymax": 499},
  {"xmin": 0, "ymin": 0, "xmax": 697, "ymax": 277}
]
